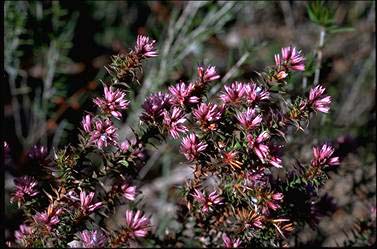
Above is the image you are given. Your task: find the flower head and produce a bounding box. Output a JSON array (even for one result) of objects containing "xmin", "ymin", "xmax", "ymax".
[
  {"xmin": 247, "ymin": 131, "xmax": 271, "ymax": 162},
  {"xmin": 222, "ymin": 234, "xmax": 241, "ymax": 248},
  {"xmin": 79, "ymin": 191, "xmax": 103, "ymax": 214},
  {"xmin": 236, "ymin": 108, "xmax": 262, "ymax": 131},
  {"xmin": 244, "ymin": 83, "xmax": 270, "ymax": 104},
  {"xmin": 27, "ymin": 145, "xmax": 48, "ymax": 161},
  {"xmin": 219, "ymin": 82, "xmax": 247, "ymax": 105},
  {"xmin": 135, "ymin": 35, "xmax": 158, "ymax": 58},
  {"xmin": 81, "ymin": 114, "xmax": 92, "ymax": 133},
  {"xmin": 168, "ymin": 82, "xmax": 199, "ymax": 107},
  {"xmin": 180, "ymin": 134, "xmax": 208, "ymax": 161},
  {"xmin": 78, "ymin": 229, "xmax": 107, "ymax": 248},
  {"xmin": 262, "ymin": 192, "xmax": 284, "ymax": 214},
  {"xmin": 193, "ymin": 103, "xmax": 223, "ymax": 131},
  {"xmin": 163, "ymin": 107, "xmax": 188, "ymax": 139},
  {"xmin": 308, "ymin": 84, "xmax": 331, "ymax": 113},
  {"xmin": 33, "ymin": 204, "xmax": 63, "ymax": 231},
  {"xmin": 141, "ymin": 92, "xmax": 171, "ymax": 124},
  {"xmin": 198, "ymin": 65, "xmax": 220, "ymax": 82},
  {"xmin": 191, "ymin": 189, "xmax": 223, "ymax": 213},
  {"xmin": 124, "ymin": 210, "xmax": 150, "ymax": 238},
  {"xmin": 275, "ymin": 46, "xmax": 305, "ymax": 71},
  {"xmin": 10, "ymin": 176, "xmax": 39, "ymax": 207},
  {"xmin": 121, "ymin": 183, "xmax": 137, "ymax": 201},
  {"xmin": 93, "ymin": 86, "xmax": 129, "ymax": 119},
  {"xmin": 311, "ymin": 144, "xmax": 340, "ymax": 167},
  {"xmin": 88, "ymin": 119, "xmax": 118, "ymax": 149},
  {"xmin": 14, "ymin": 224, "xmax": 32, "ymax": 243}
]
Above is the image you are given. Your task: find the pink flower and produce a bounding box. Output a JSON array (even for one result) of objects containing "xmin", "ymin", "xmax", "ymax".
[
  {"xmin": 275, "ymin": 46, "xmax": 305, "ymax": 71},
  {"xmin": 162, "ymin": 107, "xmax": 188, "ymax": 139},
  {"xmin": 121, "ymin": 183, "xmax": 137, "ymax": 201},
  {"xmin": 193, "ymin": 103, "xmax": 223, "ymax": 131},
  {"xmin": 236, "ymin": 108, "xmax": 262, "ymax": 131},
  {"xmin": 4, "ymin": 141, "xmax": 10, "ymax": 155},
  {"xmin": 78, "ymin": 229, "xmax": 107, "ymax": 248},
  {"xmin": 198, "ymin": 65, "xmax": 220, "ymax": 82},
  {"xmin": 308, "ymin": 85, "xmax": 331, "ymax": 113},
  {"xmin": 268, "ymin": 155, "xmax": 283, "ymax": 168},
  {"xmin": 191, "ymin": 189, "xmax": 223, "ymax": 213},
  {"xmin": 124, "ymin": 210, "xmax": 150, "ymax": 238},
  {"xmin": 141, "ymin": 92, "xmax": 172, "ymax": 124},
  {"xmin": 33, "ymin": 205, "xmax": 63, "ymax": 230},
  {"xmin": 79, "ymin": 191, "xmax": 103, "ymax": 214},
  {"xmin": 180, "ymin": 134, "xmax": 208, "ymax": 161},
  {"xmin": 219, "ymin": 82, "xmax": 247, "ymax": 105},
  {"xmin": 81, "ymin": 114, "xmax": 92, "ymax": 133},
  {"xmin": 135, "ymin": 35, "xmax": 158, "ymax": 58},
  {"xmin": 93, "ymin": 86, "xmax": 129, "ymax": 119},
  {"xmin": 10, "ymin": 176, "xmax": 39, "ymax": 207},
  {"xmin": 89, "ymin": 119, "xmax": 118, "ymax": 149},
  {"xmin": 311, "ymin": 144, "xmax": 340, "ymax": 167},
  {"xmin": 168, "ymin": 82, "xmax": 199, "ymax": 106},
  {"xmin": 247, "ymin": 131, "xmax": 271, "ymax": 162},
  {"xmin": 265, "ymin": 192, "xmax": 284, "ymax": 212},
  {"xmin": 244, "ymin": 83, "xmax": 270, "ymax": 104},
  {"xmin": 14, "ymin": 224, "xmax": 32, "ymax": 242},
  {"xmin": 27, "ymin": 145, "xmax": 48, "ymax": 161},
  {"xmin": 222, "ymin": 234, "xmax": 241, "ymax": 248}
]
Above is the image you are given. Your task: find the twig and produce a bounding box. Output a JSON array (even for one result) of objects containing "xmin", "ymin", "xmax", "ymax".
[{"xmin": 313, "ymin": 27, "xmax": 326, "ymax": 85}]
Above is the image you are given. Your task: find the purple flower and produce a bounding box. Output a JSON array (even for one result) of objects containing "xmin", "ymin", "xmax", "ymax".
[
  {"xmin": 135, "ymin": 35, "xmax": 158, "ymax": 58},
  {"xmin": 311, "ymin": 144, "xmax": 340, "ymax": 167},
  {"xmin": 222, "ymin": 234, "xmax": 241, "ymax": 248},
  {"xmin": 121, "ymin": 183, "xmax": 137, "ymax": 201},
  {"xmin": 193, "ymin": 103, "xmax": 223, "ymax": 131},
  {"xmin": 27, "ymin": 145, "xmax": 48, "ymax": 161},
  {"xmin": 81, "ymin": 114, "xmax": 92, "ymax": 133},
  {"xmin": 308, "ymin": 85, "xmax": 332, "ymax": 113},
  {"xmin": 168, "ymin": 82, "xmax": 199, "ymax": 106},
  {"xmin": 180, "ymin": 134, "xmax": 208, "ymax": 161},
  {"xmin": 79, "ymin": 191, "xmax": 103, "ymax": 214},
  {"xmin": 93, "ymin": 86, "xmax": 129, "ymax": 119},
  {"xmin": 141, "ymin": 92, "xmax": 171, "ymax": 124},
  {"xmin": 244, "ymin": 169, "xmax": 268, "ymax": 189},
  {"xmin": 191, "ymin": 189, "xmax": 223, "ymax": 213},
  {"xmin": 197, "ymin": 65, "xmax": 220, "ymax": 82},
  {"xmin": 275, "ymin": 46, "xmax": 305, "ymax": 71},
  {"xmin": 244, "ymin": 83, "xmax": 270, "ymax": 104},
  {"xmin": 124, "ymin": 210, "xmax": 151, "ymax": 238},
  {"xmin": 162, "ymin": 107, "xmax": 188, "ymax": 139},
  {"xmin": 10, "ymin": 176, "xmax": 39, "ymax": 207},
  {"xmin": 14, "ymin": 224, "xmax": 32, "ymax": 242},
  {"xmin": 247, "ymin": 131, "xmax": 271, "ymax": 162},
  {"xmin": 33, "ymin": 204, "xmax": 62, "ymax": 231},
  {"xmin": 219, "ymin": 82, "xmax": 247, "ymax": 105},
  {"xmin": 88, "ymin": 119, "xmax": 118, "ymax": 149},
  {"xmin": 78, "ymin": 229, "xmax": 107, "ymax": 248},
  {"xmin": 236, "ymin": 108, "xmax": 262, "ymax": 131}
]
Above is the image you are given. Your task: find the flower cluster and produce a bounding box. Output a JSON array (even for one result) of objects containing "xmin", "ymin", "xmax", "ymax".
[
  {"xmin": 7, "ymin": 35, "xmax": 341, "ymax": 248},
  {"xmin": 10, "ymin": 176, "xmax": 39, "ymax": 207}
]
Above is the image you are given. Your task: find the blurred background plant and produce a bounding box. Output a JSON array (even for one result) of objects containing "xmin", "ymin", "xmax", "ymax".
[{"xmin": 4, "ymin": 1, "xmax": 375, "ymax": 247}]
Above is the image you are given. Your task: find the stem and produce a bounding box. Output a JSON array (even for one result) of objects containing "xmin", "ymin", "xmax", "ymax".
[{"xmin": 313, "ymin": 27, "xmax": 326, "ymax": 86}]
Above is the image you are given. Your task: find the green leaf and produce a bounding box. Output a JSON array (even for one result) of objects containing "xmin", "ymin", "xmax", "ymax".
[
  {"xmin": 327, "ymin": 26, "xmax": 355, "ymax": 34},
  {"xmin": 119, "ymin": 160, "xmax": 129, "ymax": 167}
]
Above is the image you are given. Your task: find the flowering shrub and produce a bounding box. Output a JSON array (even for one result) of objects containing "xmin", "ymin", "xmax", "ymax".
[{"xmin": 6, "ymin": 35, "xmax": 343, "ymax": 248}]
